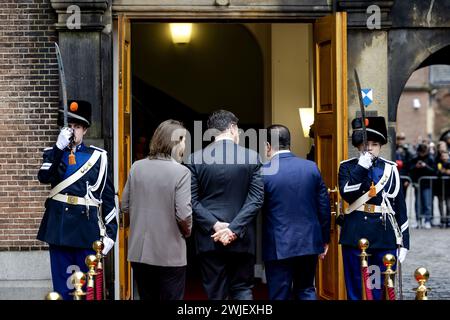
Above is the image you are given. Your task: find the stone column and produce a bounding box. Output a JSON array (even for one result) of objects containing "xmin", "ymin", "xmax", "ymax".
[
  {"xmin": 50, "ymin": 0, "xmax": 113, "ymax": 155},
  {"xmin": 338, "ymin": 1, "xmax": 395, "ymax": 158}
]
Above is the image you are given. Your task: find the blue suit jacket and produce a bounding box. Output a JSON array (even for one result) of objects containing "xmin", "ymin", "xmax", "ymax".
[{"xmin": 262, "ymin": 152, "xmax": 331, "ymax": 262}]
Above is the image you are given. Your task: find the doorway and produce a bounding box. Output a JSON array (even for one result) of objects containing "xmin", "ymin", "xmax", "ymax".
[
  {"xmin": 132, "ymin": 22, "xmax": 265, "ymax": 299},
  {"xmin": 114, "ymin": 14, "xmax": 347, "ymax": 300}
]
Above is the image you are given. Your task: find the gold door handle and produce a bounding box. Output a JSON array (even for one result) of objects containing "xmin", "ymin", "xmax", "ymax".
[{"xmin": 328, "ymin": 186, "xmax": 338, "ymax": 194}]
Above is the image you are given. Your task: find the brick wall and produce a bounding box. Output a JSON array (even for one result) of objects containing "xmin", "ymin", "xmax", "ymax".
[
  {"xmin": 0, "ymin": 0, "xmax": 58, "ymax": 250},
  {"xmin": 396, "ymin": 67, "xmax": 430, "ymax": 146}
]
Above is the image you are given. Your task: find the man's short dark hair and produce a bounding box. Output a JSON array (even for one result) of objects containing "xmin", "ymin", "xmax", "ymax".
[
  {"xmin": 207, "ymin": 110, "xmax": 239, "ymax": 132},
  {"xmin": 267, "ymin": 125, "xmax": 291, "ymax": 150},
  {"xmin": 417, "ymin": 143, "xmax": 429, "ymax": 154}
]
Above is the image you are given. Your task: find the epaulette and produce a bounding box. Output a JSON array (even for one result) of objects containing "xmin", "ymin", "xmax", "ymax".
[
  {"xmin": 43, "ymin": 147, "xmax": 53, "ymax": 152},
  {"xmin": 379, "ymin": 157, "xmax": 397, "ymax": 166},
  {"xmin": 89, "ymin": 145, "xmax": 107, "ymax": 153},
  {"xmin": 340, "ymin": 157, "xmax": 357, "ymax": 164}
]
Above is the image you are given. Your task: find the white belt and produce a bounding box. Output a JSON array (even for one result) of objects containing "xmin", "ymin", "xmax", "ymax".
[
  {"xmin": 356, "ymin": 204, "xmax": 384, "ymax": 214},
  {"xmin": 52, "ymin": 194, "xmax": 99, "ymax": 207}
]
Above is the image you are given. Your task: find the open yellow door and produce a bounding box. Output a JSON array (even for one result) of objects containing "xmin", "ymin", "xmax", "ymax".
[
  {"xmin": 314, "ymin": 12, "xmax": 348, "ymax": 300},
  {"xmin": 117, "ymin": 14, "xmax": 132, "ymax": 300}
]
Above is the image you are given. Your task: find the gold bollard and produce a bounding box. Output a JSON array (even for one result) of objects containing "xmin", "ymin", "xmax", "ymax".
[
  {"xmin": 358, "ymin": 238, "xmax": 370, "ymax": 268},
  {"xmin": 382, "ymin": 254, "xmax": 397, "ymax": 300},
  {"xmin": 85, "ymin": 255, "xmax": 98, "ymax": 289},
  {"xmin": 92, "ymin": 240, "xmax": 104, "ymax": 270},
  {"xmin": 70, "ymin": 271, "xmax": 87, "ymax": 300},
  {"xmin": 358, "ymin": 238, "xmax": 372, "ymax": 300},
  {"xmin": 414, "ymin": 267, "xmax": 431, "ymax": 300},
  {"xmin": 45, "ymin": 292, "xmax": 63, "ymax": 300}
]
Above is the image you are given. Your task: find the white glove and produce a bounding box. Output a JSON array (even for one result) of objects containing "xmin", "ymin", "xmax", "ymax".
[
  {"xmin": 56, "ymin": 127, "xmax": 73, "ymax": 150},
  {"xmin": 398, "ymin": 247, "xmax": 408, "ymax": 264},
  {"xmin": 358, "ymin": 152, "xmax": 374, "ymax": 169},
  {"xmin": 102, "ymin": 236, "xmax": 115, "ymax": 255}
]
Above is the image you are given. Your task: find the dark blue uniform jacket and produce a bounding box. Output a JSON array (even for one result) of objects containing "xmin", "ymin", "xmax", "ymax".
[
  {"xmin": 338, "ymin": 157, "xmax": 410, "ymax": 250},
  {"xmin": 37, "ymin": 143, "xmax": 118, "ymax": 249}
]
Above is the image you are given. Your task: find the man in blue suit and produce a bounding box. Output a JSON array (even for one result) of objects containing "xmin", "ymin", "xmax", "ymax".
[{"xmin": 262, "ymin": 125, "xmax": 331, "ymax": 300}]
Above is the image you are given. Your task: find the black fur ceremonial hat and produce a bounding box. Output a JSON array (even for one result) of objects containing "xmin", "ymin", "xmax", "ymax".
[
  {"xmin": 57, "ymin": 100, "xmax": 91, "ymax": 128},
  {"xmin": 351, "ymin": 116, "xmax": 387, "ymax": 147}
]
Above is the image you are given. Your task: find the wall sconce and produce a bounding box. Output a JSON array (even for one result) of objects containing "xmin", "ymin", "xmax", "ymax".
[
  {"xmin": 298, "ymin": 108, "xmax": 314, "ymax": 138},
  {"xmin": 413, "ymin": 98, "xmax": 421, "ymax": 109},
  {"xmin": 170, "ymin": 23, "xmax": 192, "ymax": 44}
]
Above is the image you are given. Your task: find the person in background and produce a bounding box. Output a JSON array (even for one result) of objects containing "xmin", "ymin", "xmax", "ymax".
[
  {"xmin": 437, "ymin": 141, "xmax": 448, "ymax": 155},
  {"xmin": 409, "ymin": 143, "xmax": 436, "ymax": 229},
  {"xmin": 435, "ymin": 150, "xmax": 450, "ymax": 228},
  {"xmin": 306, "ymin": 123, "xmax": 315, "ymax": 162},
  {"xmin": 121, "ymin": 120, "xmax": 192, "ymax": 300},
  {"xmin": 444, "ymin": 133, "xmax": 450, "ymax": 151},
  {"xmin": 395, "ymin": 132, "xmax": 413, "ymax": 195}
]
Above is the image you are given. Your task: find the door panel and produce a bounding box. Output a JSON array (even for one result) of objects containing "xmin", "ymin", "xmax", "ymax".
[
  {"xmin": 318, "ymin": 43, "xmax": 332, "ymax": 111},
  {"xmin": 118, "ymin": 14, "xmax": 132, "ymax": 300},
  {"xmin": 314, "ymin": 12, "xmax": 348, "ymax": 300}
]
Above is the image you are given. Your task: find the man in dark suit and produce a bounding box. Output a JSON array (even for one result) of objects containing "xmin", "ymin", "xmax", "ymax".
[
  {"xmin": 262, "ymin": 125, "xmax": 330, "ymax": 300},
  {"xmin": 186, "ymin": 110, "xmax": 264, "ymax": 300}
]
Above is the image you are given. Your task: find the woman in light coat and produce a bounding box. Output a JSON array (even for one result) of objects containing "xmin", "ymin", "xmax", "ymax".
[{"xmin": 121, "ymin": 119, "xmax": 192, "ymax": 300}]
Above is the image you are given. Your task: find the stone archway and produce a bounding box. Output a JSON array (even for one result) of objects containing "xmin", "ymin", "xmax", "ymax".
[{"xmin": 388, "ymin": 32, "xmax": 450, "ymax": 123}]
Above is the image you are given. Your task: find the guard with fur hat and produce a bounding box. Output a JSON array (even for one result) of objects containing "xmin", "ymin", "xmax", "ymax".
[
  {"xmin": 338, "ymin": 116, "xmax": 410, "ymax": 300},
  {"xmin": 37, "ymin": 100, "xmax": 117, "ymax": 300}
]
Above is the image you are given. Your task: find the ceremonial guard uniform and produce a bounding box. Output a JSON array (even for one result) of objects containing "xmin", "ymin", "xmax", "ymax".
[
  {"xmin": 338, "ymin": 117, "xmax": 410, "ymax": 300},
  {"xmin": 37, "ymin": 100, "xmax": 117, "ymax": 300}
]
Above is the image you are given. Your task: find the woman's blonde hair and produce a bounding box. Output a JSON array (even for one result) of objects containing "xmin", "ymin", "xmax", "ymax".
[{"xmin": 148, "ymin": 119, "xmax": 186, "ymax": 160}]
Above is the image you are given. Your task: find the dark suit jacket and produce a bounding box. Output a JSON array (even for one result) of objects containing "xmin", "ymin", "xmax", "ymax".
[
  {"xmin": 185, "ymin": 139, "xmax": 264, "ymax": 255},
  {"xmin": 262, "ymin": 152, "xmax": 331, "ymax": 262}
]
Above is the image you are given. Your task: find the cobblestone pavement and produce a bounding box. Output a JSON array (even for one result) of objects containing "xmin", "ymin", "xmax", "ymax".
[{"xmin": 401, "ymin": 227, "xmax": 450, "ymax": 300}]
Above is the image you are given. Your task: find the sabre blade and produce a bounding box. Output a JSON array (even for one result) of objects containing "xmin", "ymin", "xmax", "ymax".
[
  {"xmin": 398, "ymin": 246, "xmax": 404, "ymax": 300},
  {"xmin": 55, "ymin": 43, "xmax": 68, "ymax": 128},
  {"xmin": 354, "ymin": 69, "xmax": 368, "ymax": 151}
]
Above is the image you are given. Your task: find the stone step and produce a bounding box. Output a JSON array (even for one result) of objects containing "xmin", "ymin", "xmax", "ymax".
[{"xmin": 0, "ymin": 280, "xmax": 52, "ymax": 300}]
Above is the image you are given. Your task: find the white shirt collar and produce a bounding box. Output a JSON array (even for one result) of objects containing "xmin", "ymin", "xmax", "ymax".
[
  {"xmin": 215, "ymin": 136, "xmax": 235, "ymax": 142},
  {"xmin": 271, "ymin": 150, "xmax": 291, "ymax": 159}
]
